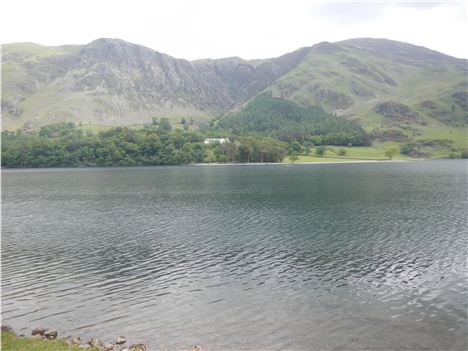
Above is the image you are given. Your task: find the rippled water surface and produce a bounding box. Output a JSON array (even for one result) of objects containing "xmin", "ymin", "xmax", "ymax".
[{"xmin": 2, "ymin": 161, "xmax": 467, "ymax": 350}]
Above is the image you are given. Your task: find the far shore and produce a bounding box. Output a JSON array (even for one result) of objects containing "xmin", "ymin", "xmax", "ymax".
[{"xmin": 193, "ymin": 159, "xmax": 412, "ymax": 166}]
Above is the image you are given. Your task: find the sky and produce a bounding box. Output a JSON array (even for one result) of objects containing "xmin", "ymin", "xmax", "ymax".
[{"xmin": 1, "ymin": 0, "xmax": 467, "ymax": 60}]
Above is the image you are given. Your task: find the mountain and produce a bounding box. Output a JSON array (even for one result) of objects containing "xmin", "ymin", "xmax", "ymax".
[
  {"xmin": 1, "ymin": 39, "xmax": 309, "ymax": 128},
  {"xmin": 2, "ymin": 37, "xmax": 467, "ymax": 150}
]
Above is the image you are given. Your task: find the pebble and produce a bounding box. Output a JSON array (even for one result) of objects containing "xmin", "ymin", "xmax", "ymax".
[
  {"xmin": 32, "ymin": 327, "xmax": 47, "ymax": 336},
  {"xmin": 44, "ymin": 329, "xmax": 58, "ymax": 339},
  {"xmin": 116, "ymin": 335, "xmax": 127, "ymax": 344}
]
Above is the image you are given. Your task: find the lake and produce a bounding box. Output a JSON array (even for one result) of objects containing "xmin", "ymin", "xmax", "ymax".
[{"xmin": 2, "ymin": 161, "xmax": 467, "ymax": 350}]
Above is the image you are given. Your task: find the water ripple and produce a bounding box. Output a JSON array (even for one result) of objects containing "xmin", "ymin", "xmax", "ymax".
[{"xmin": 2, "ymin": 161, "xmax": 467, "ymax": 350}]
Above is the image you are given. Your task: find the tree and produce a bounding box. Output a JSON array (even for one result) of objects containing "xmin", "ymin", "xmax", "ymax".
[
  {"xmin": 337, "ymin": 149, "xmax": 347, "ymax": 156},
  {"xmin": 288, "ymin": 141, "xmax": 302, "ymax": 155},
  {"xmin": 158, "ymin": 118, "xmax": 172, "ymax": 133},
  {"xmin": 315, "ymin": 146, "xmax": 326, "ymax": 156},
  {"xmin": 400, "ymin": 142, "xmax": 417, "ymax": 155},
  {"xmin": 385, "ymin": 145, "xmax": 399, "ymax": 160},
  {"xmin": 289, "ymin": 152, "xmax": 299, "ymax": 163}
]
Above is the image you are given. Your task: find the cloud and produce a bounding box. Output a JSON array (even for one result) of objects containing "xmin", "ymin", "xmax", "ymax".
[
  {"xmin": 312, "ymin": 1, "xmax": 461, "ymax": 24},
  {"xmin": 396, "ymin": 1, "xmax": 457, "ymax": 9},
  {"xmin": 0, "ymin": 0, "xmax": 466, "ymax": 59},
  {"xmin": 313, "ymin": 3, "xmax": 387, "ymax": 24}
]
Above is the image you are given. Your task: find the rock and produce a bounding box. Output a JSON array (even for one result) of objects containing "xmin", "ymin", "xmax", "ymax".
[
  {"xmin": 374, "ymin": 101, "xmax": 421, "ymax": 123},
  {"xmin": 1, "ymin": 325, "xmax": 14, "ymax": 334},
  {"xmin": 192, "ymin": 346, "xmax": 202, "ymax": 351},
  {"xmin": 64, "ymin": 335, "xmax": 82, "ymax": 346},
  {"xmin": 116, "ymin": 336, "xmax": 127, "ymax": 344},
  {"xmin": 44, "ymin": 329, "xmax": 58, "ymax": 339},
  {"xmin": 103, "ymin": 343, "xmax": 115, "ymax": 351},
  {"xmin": 32, "ymin": 327, "xmax": 47, "ymax": 336},
  {"xmin": 33, "ymin": 334, "xmax": 44, "ymax": 339},
  {"xmin": 69, "ymin": 336, "xmax": 81, "ymax": 345},
  {"xmin": 88, "ymin": 338, "xmax": 103, "ymax": 348},
  {"xmin": 71, "ymin": 336, "xmax": 81, "ymax": 345},
  {"xmin": 129, "ymin": 344, "xmax": 147, "ymax": 351}
]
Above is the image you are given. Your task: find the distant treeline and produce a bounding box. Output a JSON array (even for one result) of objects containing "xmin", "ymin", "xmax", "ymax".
[
  {"xmin": 1, "ymin": 122, "xmax": 289, "ymax": 168},
  {"xmin": 218, "ymin": 93, "xmax": 371, "ymax": 146},
  {"xmin": 2, "ymin": 94, "xmax": 374, "ymax": 168}
]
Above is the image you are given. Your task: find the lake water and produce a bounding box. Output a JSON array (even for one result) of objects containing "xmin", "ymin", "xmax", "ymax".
[{"xmin": 2, "ymin": 161, "xmax": 467, "ymax": 350}]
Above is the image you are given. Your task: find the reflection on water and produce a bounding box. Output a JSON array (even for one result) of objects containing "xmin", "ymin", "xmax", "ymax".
[{"xmin": 2, "ymin": 161, "xmax": 467, "ymax": 350}]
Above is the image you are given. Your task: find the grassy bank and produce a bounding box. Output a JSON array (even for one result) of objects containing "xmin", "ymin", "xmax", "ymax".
[
  {"xmin": 285, "ymin": 145, "xmax": 414, "ymax": 163},
  {"xmin": 1, "ymin": 331, "xmax": 99, "ymax": 351}
]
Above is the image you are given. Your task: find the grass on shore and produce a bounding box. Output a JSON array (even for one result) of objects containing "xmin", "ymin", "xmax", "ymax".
[
  {"xmin": 1, "ymin": 332, "xmax": 99, "ymax": 351},
  {"xmin": 285, "ymin": 145, "xmax": 413, "ymax": 163}
]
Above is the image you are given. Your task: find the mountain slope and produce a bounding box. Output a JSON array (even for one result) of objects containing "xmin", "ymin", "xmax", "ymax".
[
  {"xmin": 1, "ymin": 39, "xmax": 309, "ymax": 129},
  {"xmin": 266, "ymin": 39, "xmax": 467, "ymax": 150},
  {"xmin": 2, "ymin": 38, "xmax": 467, "ymax": 152}
]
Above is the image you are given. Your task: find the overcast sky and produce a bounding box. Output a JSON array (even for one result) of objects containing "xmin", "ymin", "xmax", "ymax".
[{"xmin": 1, "ymin": 0, "xmax": 466, "ymax": 60}]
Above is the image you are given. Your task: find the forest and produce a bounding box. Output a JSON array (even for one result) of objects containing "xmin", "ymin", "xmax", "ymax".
[
  {"xmin": 218, "ymin": 93, "xmax": 371, "ymax": 146},
  {"xmin": 1, "ymin": 121, "xmax": 290, "ymax": 167},
  {"xmin": 2, "ymin": 95, "xmax": 376, "ymax": 168}
]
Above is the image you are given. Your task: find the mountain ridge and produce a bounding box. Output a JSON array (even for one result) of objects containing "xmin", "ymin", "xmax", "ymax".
[{"xmin": 2, "ymin": 37, "xmax": 467, "ymax": 151}]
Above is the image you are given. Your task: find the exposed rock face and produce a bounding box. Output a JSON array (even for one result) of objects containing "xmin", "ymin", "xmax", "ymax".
[
  {"xmin": 375, "ymin": 101, "xmax": 421, "ymax": 123},
  {"xmin": 370, "ymin": 128, "xmax": 410, "ymax": 142},
  {"xmin": 309, "ymin": 84, "xmax": 353, "ymax": 109},
  {"xmin": 452, "ymin": 91, "xmax": 468, "ymax": 110}
]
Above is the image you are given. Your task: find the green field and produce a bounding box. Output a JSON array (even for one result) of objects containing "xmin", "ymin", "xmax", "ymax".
[{"xmin": 285, "ymin": 145, "xmax": 414, "ymax": 163}]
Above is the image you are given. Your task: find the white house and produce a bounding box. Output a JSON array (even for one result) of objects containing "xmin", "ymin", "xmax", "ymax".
[{"xmin": 204, "ymin": 138, "xmax": 230, "ymax": 145}]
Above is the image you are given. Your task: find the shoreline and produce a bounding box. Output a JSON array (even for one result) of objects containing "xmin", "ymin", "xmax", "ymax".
[
  {"xmin": 193, "ymin": 159, "xmax": 412, "ymax": 166},
  {"xmin": 1, "ymin": 325, "xmax": 200, "ymax": 351},
  {"xmin": 10, "ymin": 159, "xmax": 468, "ymax": 171}
]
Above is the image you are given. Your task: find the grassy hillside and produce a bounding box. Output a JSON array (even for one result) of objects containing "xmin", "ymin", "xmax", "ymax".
[
  {"xmin": 2, "ymin": 38, "xmax": 466, "ymax": 156},
  {"xmin": 266, "ymin": 39, "xmax": 467, "ymax": 153},
  {"xmin": 1, "ymin": 39, "xmax": 308, "ymax": 131}
]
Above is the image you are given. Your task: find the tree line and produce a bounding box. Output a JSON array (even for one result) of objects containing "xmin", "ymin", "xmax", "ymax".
[{"xmin": 1, "ymin": 121, "xmax": 288, "ymax": 168}]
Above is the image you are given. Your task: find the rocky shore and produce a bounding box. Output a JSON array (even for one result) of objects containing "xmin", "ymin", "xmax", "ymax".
[{"xmin": 1, "ymin": 325, "xmax": 202, "ymax": 351}]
